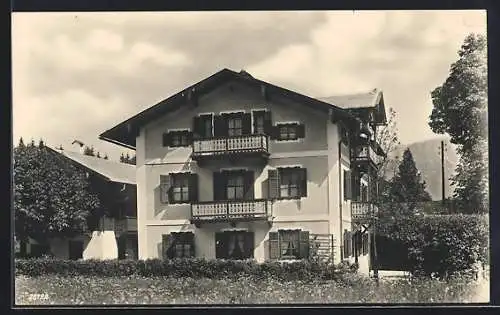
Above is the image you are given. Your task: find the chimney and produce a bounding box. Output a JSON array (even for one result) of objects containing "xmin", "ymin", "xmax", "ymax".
[{"xmin": 72, "ymin": 140, "xmax": 85, "ymax": 154}]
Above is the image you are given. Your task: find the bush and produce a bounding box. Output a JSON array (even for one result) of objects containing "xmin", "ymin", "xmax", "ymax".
[
  {"xmin": 15, "ymin": 257, "xmax": 358, "ymax": 281},
  {"xmin": 377, "ymin": 214, "xmax": 488, "ymax": 278}
]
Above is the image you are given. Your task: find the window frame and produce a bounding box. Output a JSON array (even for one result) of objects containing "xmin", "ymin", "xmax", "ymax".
[
  {"xmin": 252, "ymin": 110, "xmax": 266, "ymax": 135},
  {"xmin": 167, "ymin": 232, "xmax": 195, "ymax": 259},
  {"xmin": 269, "ymin": 229, "xmax": 310, "ymax": 260},
  {"xmin": 169, "ymin": 172, "xmax": 191, "ymax": 204},
  {"xmin": 277, "ymin": 167, "xmax": 306, "ymax": 200},
  {"xmin": 277, "ymin": 123, "xmax": 299, "ymax": 141},
  {"xmin": 225, "ymin": 172, "xmax": 245, "ymax": 200},
  {"xmin": 227, "ymin": 116, "xmax": 243, "ymax": 137},
  {"xmin": 165, "ymin": 130, "xmax": 191, "ymax": 147}
]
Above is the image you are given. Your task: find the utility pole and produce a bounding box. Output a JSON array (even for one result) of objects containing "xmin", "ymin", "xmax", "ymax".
[{"xmin": 440, "ymin": 140, "xmax": 446, "ymax": 212}]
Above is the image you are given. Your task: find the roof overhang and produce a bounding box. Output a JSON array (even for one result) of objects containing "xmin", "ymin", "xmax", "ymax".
[{"xmin": 99, "ymin": 68, "xmax": 359, "ymax": 149}]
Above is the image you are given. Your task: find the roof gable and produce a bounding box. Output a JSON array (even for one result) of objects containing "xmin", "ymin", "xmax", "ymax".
[{"xmin": 99, "ymin": 68, "xmax": 359, "ymax": 149}]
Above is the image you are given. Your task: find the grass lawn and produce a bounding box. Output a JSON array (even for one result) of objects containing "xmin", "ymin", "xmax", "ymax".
[{"xmin": 15, "ymin": 274, "xmax": 487, "ymax": 305}]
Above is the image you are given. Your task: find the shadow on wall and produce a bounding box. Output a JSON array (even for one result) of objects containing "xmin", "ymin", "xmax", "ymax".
[{"xmin": 153, "ymin": 185, "xmax": 163, "ymax": 218}]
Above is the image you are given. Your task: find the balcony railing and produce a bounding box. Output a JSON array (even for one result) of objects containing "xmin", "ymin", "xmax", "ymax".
[
  {"xmin": 351, "ymin": 202, "xmax": 379, "ymax": 221},
  {"xmin": 191, "ymin": 199, "xmax": 272, "ymax": 222},
  {"xmin": 352, "ymin": 145, "xmax": 379, "ymax": 165},
  {"xmin": 192, "ymin": 134, "xmax": 269, "ymax": 158}
]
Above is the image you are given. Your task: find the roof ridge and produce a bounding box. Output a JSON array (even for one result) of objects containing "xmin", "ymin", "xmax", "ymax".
[{"xmin": 55, "ymin": 148, "xmax": 135, "ymax": 168}]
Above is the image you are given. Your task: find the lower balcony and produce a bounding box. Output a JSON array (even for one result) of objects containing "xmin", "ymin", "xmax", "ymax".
[
  {"xmin": 191, "ymin": 199, "xmax": 272, "ymax": 225},
  {"xmin": 351, "ymin": 202, "xmax": 378, "ymax": 223},
  {"xmin": 352, "ymin": 145, "xmax": 379, "ymax": 170},
  {"xmin": 191, "ymin": 135, "xmax": 269, "ymax": 164}
]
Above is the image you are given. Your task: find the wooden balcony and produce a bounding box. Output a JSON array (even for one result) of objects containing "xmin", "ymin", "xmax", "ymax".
[
  {"xmin": 191, "ymin": 135, "xmax": 269, "ymax": 163},
  {"xmin": 351, "ymin": 202, "xmax": 378, "ymax": 223},
  {"xmin": 191, "ymin": 199, "xmax": 272, "ymax": 225},
  {"xmin": 352, "ymin": 145, "xmax": 379, "ymax": 169}
]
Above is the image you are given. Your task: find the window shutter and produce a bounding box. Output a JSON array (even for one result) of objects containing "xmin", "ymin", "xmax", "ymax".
[
  {"xmin": 299, "ymin": 230, "xmax": 310, "ymax": 259},
  {"xmin": 268, "ymin": 169, "xmax": 280, "ymax": 199},
  {"xmin": 160, "ymin": 175, "xmax": 171, "ymax": 204},
  {"xmin": 215, "ymin": 232, "xmax": 225, "ymax": 259},
  {"xmin": 162, "ymin": 234, "xmax": 174, "ymax": 260},
  {"xmin": 299, "ymin": 168, "xmax": 307, "ymax": 197},
  {"xmin": 343, "ymin": 230, "xmax": 349, "ymax": 258},
  {"xmin": 193, "ymin": 116, "xmax": 202, "ymax": 139},
  {"xmin": 263, "ymin": 111, "xmax": 273, "ymax": 135},
  {"xmin": 242, "ymin": 112, "xmax": 252, "ymax": 135},
  {"xmin": 189, "ymin": 173, "xmax": 199, "ymax": 202},
  {"xmin": 244, "ymin": 232, "xmax": 255, "ymax": 258},
  {"xmin": 244, "ymin": 171, "xmax": 255, "ymax": 200},
  {"xmin": 269, "ymin": 126, "xmax": 280, "ymax": 140},
  {"xmin": 162, "ymin": 133, "xmax": 171, "ymax": 147},
  {"xmin": 186, "ymin": 131, "xmax": 194, "ymax": 146},
  {"xmin": 213, "ymin": 172, "xmax": 225, "ymax": 201},
  {"xmin": 214, "ymin": 115, "xmax": 226, "ymax": 137},
  {"xmin": 269, "ymin": 232, "xmax": 279, "ymax": 259},
  {"xmin": 351, "ymin": 173, "xmax": 359, "ymax": 201},
  {"xmin": 344, "ymin": 170, "xmax": 352, "ymax": 200},
  {"xmin": 296, "ymin": 124, "xmax": 306, "ymax": 139}
]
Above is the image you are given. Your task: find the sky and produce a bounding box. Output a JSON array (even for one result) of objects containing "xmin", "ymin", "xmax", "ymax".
[{"xmin": 12, "ymin": 10, "xmax": 487, "ymax": 161}]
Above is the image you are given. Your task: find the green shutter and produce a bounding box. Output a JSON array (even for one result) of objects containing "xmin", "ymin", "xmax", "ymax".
[
  {"xmin": 299, "ymin": 230, "xmax": 310, "ymax": 259},
  {"xmin": 162, "ymin": 234, "xmax": 174, "ymax": 260},
  {"xmin": 189, "ymin": 173, "xmax": 199, "ymax": 202},
  {"xmin": 193, "ymin": 116, "xmax": 202, "ymax": 139},
  {"xmin": 269, "ymin": 125, "xmax": 280, "ymax": 140},
  {"xmin": 160, "ymin": 175, "xmax": 171, "ymax": 204},
  {"xmin": 214, "ymin": 115, "xmax": 226, "ymax": 137},
  {"xmin": 344, "ymin": 170, "xmax": 352, "ymax": 200},
  {"xmin": 186, "ymin": 232, "xmax": 195, "ymax": 257},
  {"xmin": 242, "ymin": 112, "xmax": 252, "ymax": 135},
  {"xmin": 244, "ymin": 232, "xmax": 255, "ymax": 259},
  {"xmin": 268, "ymin": 169, "xmax": 280, "ymax": 199},
  {"xmin": 213, "ymin": 172, "xmax": 225, "ymax": 201},
  {"xmin": 296, "ymin": 124, "xmax": 306, "ymax": 139},
  {"xmin": 269, "ymin": 232, "xmax": 279, "ymax": 260}
]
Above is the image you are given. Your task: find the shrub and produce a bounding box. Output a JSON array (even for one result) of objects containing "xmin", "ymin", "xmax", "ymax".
[
  {"xmin": 377, "ymin": 214, "xmax": 488, "ymax": 278},
  {"xmin": 15, "ymin": 257, "xmax": 358, "ymax": 281}
]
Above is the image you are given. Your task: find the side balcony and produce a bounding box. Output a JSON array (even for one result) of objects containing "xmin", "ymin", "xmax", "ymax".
[
  {"xmin": 191, "ymin": 135, "xmax": 270, "ymax": 164},
  {"xmin": 190, "ymin": 199, "xmax": 273, "ymax": 226},
  {"xmin": 351, "ymin": 202, "xmax": 379, "ymax": 224},
  {"xmin": 351, "ymin": 144, "xmax": 379, "ymax": 171}
]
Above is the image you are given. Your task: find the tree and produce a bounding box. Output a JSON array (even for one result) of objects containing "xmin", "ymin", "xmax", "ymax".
[
  {"xmin": 120, "ymin": 152, "xmax": 136, "ymax": 165},
  {"xmin": 14, "ymin": 138, "xmax": 101, "ymax": 253},
  {"xmin": 386, "ymin": 148, "xmax": 432, "ymax": 214},
  {"xmin": 96, "ymin": 151, "xmax": 101, "ymax": 159},
  {"xmin": 428, "ymin": 33, "xmax": 488, "ymax": 213},
  {"xmin": 374, "ymin": 107, "xmax": 401, "ymax": 204},
  {"xmin": 104, "ymin": 154, "xmax": 109, "ymax": 160}
]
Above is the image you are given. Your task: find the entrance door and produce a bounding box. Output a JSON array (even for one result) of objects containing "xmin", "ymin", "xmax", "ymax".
[
  {"xmin": 68, "ymin": 240, "xmax": 84, "ymax": 260},
  {"xmin": 215, "ymin": 231, "xmax": 254, "ymax": 259}
]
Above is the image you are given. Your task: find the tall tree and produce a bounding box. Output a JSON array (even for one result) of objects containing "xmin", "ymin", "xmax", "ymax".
[
  {"xmin": 387, "ymin": 148, "xmax": 432, "ymax": 214},
  {"xmin": 428, "ymin": 33, "xmax": 488, "ymax": 213},
  {"xmin": 374, "ymin": 107, "xmax": 401, "ymax": 204},
  {"xmin": 14, "ymin": 139, "xmax": 101, "ymax": 252}
]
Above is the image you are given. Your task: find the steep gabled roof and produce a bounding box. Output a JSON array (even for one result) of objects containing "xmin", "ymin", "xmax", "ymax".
[
  {"xmin": 50, "ymin": 148, "xmax": 136, "ymax": 185},
  {"xmin": 318, "ymin": 89, "xmax": 387, "ymax": 125},
  {"xmin": 99, "ymin": 68, "xmax": 360, "ymax": 149}
]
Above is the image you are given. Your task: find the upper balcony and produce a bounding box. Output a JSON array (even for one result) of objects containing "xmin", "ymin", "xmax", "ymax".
[
  {"xmin": 351, "ymin": 202, "xmax": 378, "ymax": 224},
  {"xmin": 191, "ymin": 134, "xmax": 270, "ymax": 164},
  {"xmin": 190, "ymin": 199, "xmax": 273, "ymax": 226},
  {"xmin": 351, "ymin": 144, "xmax": 380, "ymax": 170}
]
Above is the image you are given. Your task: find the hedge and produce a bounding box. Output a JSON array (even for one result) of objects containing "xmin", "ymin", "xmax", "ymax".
[
  {"xmin": 15, "ymin": 258, "xmax": 358, "ymax": 281},
  {"xmin": 377, "ymin": 213, "xmax": 488, "ymax": 278}
]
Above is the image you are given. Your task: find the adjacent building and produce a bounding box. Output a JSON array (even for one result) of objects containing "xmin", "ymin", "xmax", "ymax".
[{"xmin": 99, "ymin": 68, "xmax": 386, "ymax": 273}]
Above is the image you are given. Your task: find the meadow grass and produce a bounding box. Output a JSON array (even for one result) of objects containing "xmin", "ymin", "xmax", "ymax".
[{"xmin": 15, "ymin": 274, "xmax": 484, "ymax": 305}]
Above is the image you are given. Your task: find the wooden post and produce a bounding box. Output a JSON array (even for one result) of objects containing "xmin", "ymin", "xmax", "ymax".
[{"xmin": 373, "ymin": 218, "xmax": 379, "ymax": 285}]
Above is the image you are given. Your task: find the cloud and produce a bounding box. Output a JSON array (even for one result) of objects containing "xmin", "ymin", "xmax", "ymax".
[{"xmin": 11, "ymin": 10, "xmax": 486, "ymax": 160}]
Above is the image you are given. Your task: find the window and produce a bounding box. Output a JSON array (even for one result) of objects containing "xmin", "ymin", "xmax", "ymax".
[
  {"xmin": 226, "ymin": 173, "xmax": 245, "ymax": 200},
  {"xmin": 269, "ymin": 230, "xmax": 309, "ymax": 260},
  {"xmin": 160, "ymin": 173, "xmax": 198, "ymax": 204},
  {"xmin": 228, "ymin": 117, "xmax": 243, "ymax": 137},
  {"xmin": 172, "ymin": 173, "xmax": 190, "ymax": 203},
  {"xmin": 253, "ymin": 111, "xmax": 266, "ymax": 134},
  {"xmin": 272, "ymin": 167, "xmax": 307, "ymax": 199},
  {"xmin": 162, "ymin": 232, "xmax": 195, "ymax": 259},
  {"xmin": 343, "ymin": 170, "xmax": 352, "ymax": 201},
  {"xmin": 163, "ymin": 130, "xmax": 191, "ymax": 147},
  {"xmin": 215, "ymin": 231, "xmax": 254, "ymax": 259},
  {"xmin": 193, "ymin": 114, "xmax": 213, "ymax": 139},
  {"xmin": 274, "ymin": 123, "xmax": 305, "ymax": 141}
]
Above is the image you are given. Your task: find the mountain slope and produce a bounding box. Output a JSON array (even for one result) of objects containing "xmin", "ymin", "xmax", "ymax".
[{"xmin": 384, "ymin": 137, "xmax": 459, "ymax": 201}]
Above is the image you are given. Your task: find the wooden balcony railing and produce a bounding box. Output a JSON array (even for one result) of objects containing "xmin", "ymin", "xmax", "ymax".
[
  {"xmin": 351, "ymin": 202, "xmax": 379, "ymax": 221},
  {"xmin": 191, "ymin": 199, "xmax": 272, "ymax": 222},
  {"xmin": 192, "ymin": 134, "xmax": 269, "ymax": 158}
]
